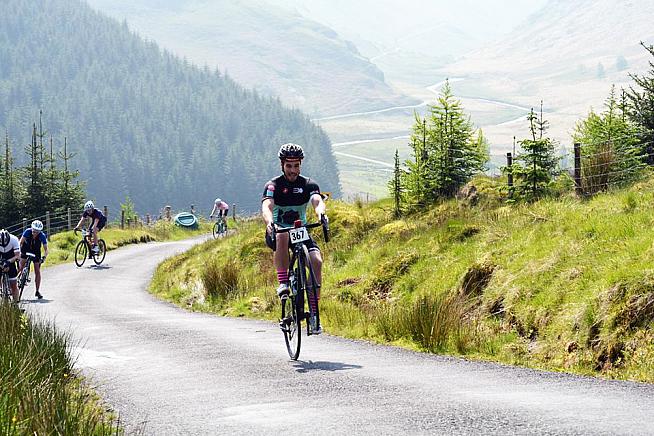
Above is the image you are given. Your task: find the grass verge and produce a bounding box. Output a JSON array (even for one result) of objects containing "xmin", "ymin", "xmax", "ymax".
[
  {"xmin": 45, "ymin": 220, "xmax": 213, "ymax": 267},
  {"xmin": 0, "ymin": 302, "xmax": 121, "ymax": 434},
  {"xmin": 150, "ymin": 176, "xmax": 654, "ymax": 383}
]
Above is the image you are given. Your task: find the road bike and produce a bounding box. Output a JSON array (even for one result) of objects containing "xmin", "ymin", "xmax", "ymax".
[
  {"xmin": 212, "ymin": 215, "xmax": 228, "ymax": 239},
  {"xmin": 74, "ymin": 228, "xmax": 106, "ymax": 267},
  {"xmin": 17, "ymin": 252, "xmax": 37, "ymax": 301},
  {"xmin": 272, "ymin": 215, "xmax": 329, "ymax": 360},
  {"xmin": 0, "ymin": 269, "xmax": 12, "ymax": 303}
]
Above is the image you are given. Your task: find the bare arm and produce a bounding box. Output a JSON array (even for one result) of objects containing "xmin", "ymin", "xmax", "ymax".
[
  {"xmin": 262, "ymin": 198, "xmax": 274, "ymax": 234},
  {"xmin": 310, "ymin": 193, "xmax": 326, "ymax": 217}
]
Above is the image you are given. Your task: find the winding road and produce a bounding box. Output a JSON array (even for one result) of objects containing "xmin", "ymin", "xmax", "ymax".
[{"xmin": 27, "ymin": 238, "xmax": 654, "ymax": 435}]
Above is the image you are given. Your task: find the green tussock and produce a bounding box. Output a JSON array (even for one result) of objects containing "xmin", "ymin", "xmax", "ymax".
[
  {"xmin": 0, "ymin": 303, "xmax": 122, "ymax": 434},
  {"xmin": 150, "ymin": 175, "xmax": 654, "ymax": 382}
]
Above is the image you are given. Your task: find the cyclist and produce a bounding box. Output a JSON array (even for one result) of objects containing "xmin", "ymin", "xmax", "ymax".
[
  {"xmin": 261, "ymin": 142, "xmax": 328, "ymax": 334},
  {"xmin": 210, "ymin": 198, "xmax": 229, "ymax": 220},
  {"xmin": 74, "ymin": 201, "xmax": 107, "ymax": 254},
  {"xmin": 19, "ymin": 220, "xmax": 49, "ymax": 300},
  {"xmin": 0, "ymin": 229, "xmax": 21, "ymax": 303}
]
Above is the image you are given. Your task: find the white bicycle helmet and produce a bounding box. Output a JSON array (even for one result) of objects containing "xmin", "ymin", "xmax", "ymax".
[
  {"xmin": 215, "ymin": 198, "xmax": 222, "ymax": 204},
  {"xmin": 0, "ymin": 229, "xmax": 10, "ymax": 247},
  {"xmin": 84, "ymin": 200, "xmax": 94, "ymax": 211},
  {"xmin": 31, "ymin": 220, "xmax": 44, "ymax": 232}
]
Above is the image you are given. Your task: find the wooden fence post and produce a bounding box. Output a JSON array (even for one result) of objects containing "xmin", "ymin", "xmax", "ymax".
[
  {"xmin": 165, "ymin": 206, "xmax": 172, "ymax": 221},
  {"xmin": 67, "ymin": 208, "xmax": 72, "ymax": 230},
  {"xmin": 146, "ymin": 214, "xmax": 151, "ymax": 226},
  {"xmin": 232, "ymin": 204, "xmax": 236, "ymax": 222},
  {"xmin": 121, "ymin": 210, "xmax": 125, "ymax": 229},
  {"xmin": 506, "ymin": 152, "xmax": 513, "ymax": 198},
  {"xmin": 46, "ymin": 211, "xmax": 51, "ymax": 240},
  {"xmin": 103, "ymin": 206, "xmax": 108, "ymax": 222},
  {"xmin": 574, "ymin": 142, "xmax": 582, "ymax": 196},
  {"xmin": 22, "ymin": 218, "xmax": 27, "ymax": 233}
]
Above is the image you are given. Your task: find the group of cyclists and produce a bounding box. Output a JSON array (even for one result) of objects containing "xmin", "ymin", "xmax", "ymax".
[
  {"xmin": 1, "ymin": 142, "xmax": 329, "ymax": 333},
  {"xmin": 0, "ymin": 201, "xmax": 107, "ymax": 303}
]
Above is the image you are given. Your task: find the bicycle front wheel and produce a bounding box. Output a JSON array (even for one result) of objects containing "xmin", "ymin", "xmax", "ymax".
[
  {"xmin": 212, "ymin": 222, "xmax": 219, "ymax": 239},
  {"xmin": 17, "ymin": 264, "xmax": 29, "ymax": 301},
  {"xmin": 74, "ymin": 240, "xmax": 88, "ymax": 267},
  {"xmin": 281, "ymin": 294, "xmax": 301, "ymax": 360},
  {"xmin": 93, "ymin": 240, "xmax": 107, "ymax": 265}
]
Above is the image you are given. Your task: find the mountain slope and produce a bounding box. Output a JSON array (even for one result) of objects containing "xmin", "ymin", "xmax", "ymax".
[
  {"xmin": 0, "ymin": 0, "xmax": 340, "ymax": 214},
  {"xmin": 441, "ymin": 0, "xmax": 654, "ymax": 148},
  {"xmin": 85, "ymin": 0, "xmax": 417, "ymax": 117}
]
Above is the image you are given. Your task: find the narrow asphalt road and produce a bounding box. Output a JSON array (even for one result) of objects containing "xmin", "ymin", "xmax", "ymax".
[{"xmin": 27, "ymin": 238, "xmax": 654, "ymax": 435}]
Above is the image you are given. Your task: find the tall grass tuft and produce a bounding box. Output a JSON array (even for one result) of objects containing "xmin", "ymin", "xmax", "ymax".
[
  {"xmin": 0, "ymin": 302, "xmax": 121, "ymax": 434},
  {"xmin": 202, "ymin": 258, "xmax": 240, "ymax": 301},
  {"xmin": 375, "ymin": 293, "xmax": 473, "ymax": 353}
]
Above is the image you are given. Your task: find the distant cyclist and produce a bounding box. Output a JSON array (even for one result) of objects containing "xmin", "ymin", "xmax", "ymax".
[
  {"xmin": 74, "ymin": 201, "xmax": 107, "ymax": 254},
  {"xmin": 18, "ymin": 220, "xmax": 48, "ymax": 300},
  {"xmin": 261, "ymin": 143, "xmax": 328, "ymax": 334},
  {"xmin": 210, "ymin": 198, "xmax": 229, "ymax": 220},
  {"xmin": 0, "ymin": 229, "xmax": 21, "ymax": 303}
]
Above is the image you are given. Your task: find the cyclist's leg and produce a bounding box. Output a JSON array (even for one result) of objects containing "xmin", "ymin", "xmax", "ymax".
[
  {"xmin": 33, "ymin": 260, "xmax": 42, "ymax": 294},
  {"xmin": 266, "ymin": 231, "xmax": 291, "ymax": 296},
  {"xmin": 8, "ymin": 263, "xmax": 19, "ymax": 303}
]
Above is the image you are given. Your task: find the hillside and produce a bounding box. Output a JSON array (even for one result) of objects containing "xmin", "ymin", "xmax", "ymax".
[
  {"xmin": 440, "ymin": 0, "xmax": 654, "ymax": 149},
  {"xmin": 152, "ymin": 175, "xmax": 654, "ymax": 382},
  {"xmin": 0, "ymin": 0, "xmax": 340, "ymax": 215},
  {"xmin": 84, "ymin": 0, "xmax": 417, "ymax": 117}
]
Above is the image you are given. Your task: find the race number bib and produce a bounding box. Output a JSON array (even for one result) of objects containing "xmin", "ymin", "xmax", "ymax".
[{"xmin": 288, "ymin": 227, "xmax": 309, "ymax": 244}]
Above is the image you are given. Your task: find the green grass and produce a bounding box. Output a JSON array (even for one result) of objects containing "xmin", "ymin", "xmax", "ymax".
[
  {"xmin": 150, "ymin": 176, "xmax": 654, "ymax": 382},
  {"xmin": 45, "ymin": 220, "xmax": 213, "ymax": 266},
  {"xmin": 0, "ymin": 302, "xmax": 121, "ymax": 434}
]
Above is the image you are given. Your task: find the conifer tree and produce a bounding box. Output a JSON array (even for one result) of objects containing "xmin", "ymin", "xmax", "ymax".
[
  {"xmin": 388, "ymin": 149, "xmax": 402, "ymax": 218},
  {"xmin": 402, "ymin": 81, "xmax": 487, "ymax": 207},
  {"xmin": 513, "ymin": 104, "xmax": 559, "ymax": 200},
  {"xmin": 573, "ymin": 86, "xmax": 641, "ymax": 193},
  {"xmin": 626, "ymin": 42, "xmax": 654, "ymax": 165}
]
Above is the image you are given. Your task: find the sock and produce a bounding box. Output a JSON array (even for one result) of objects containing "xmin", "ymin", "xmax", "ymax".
[{"xmin": 277, "ymin": 269, "xmax": 288, "ymax": 284}]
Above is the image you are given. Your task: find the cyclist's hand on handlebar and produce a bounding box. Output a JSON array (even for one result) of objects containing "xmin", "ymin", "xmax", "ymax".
[
  {"xmin": 40, "ymin": 255, "xmax": 46, "ymax": 264},
  {"xmin": 321, "ymin": 214, "xmax": 329, "ymax": 225},
  {"xmin": 266, "ymin": 221, "xmax": 274, "ymax": 236}
]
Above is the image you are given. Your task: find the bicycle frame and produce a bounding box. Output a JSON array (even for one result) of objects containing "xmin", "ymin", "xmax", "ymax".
[
  {"xmin": 18, "ymin": 252, "xmax": 36, "ymax": 301},
  {"xmin": 273, "ymin": 216, "xmax": 329, "ymax": 359}
]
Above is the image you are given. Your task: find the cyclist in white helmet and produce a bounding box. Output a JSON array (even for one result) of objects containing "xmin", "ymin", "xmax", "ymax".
[
  {"xmin": 210, "ymin": 197, "xmax": 229, "ymax": 219},
  {"xmin": 74, "ymin": 201, "xmax": 107, "ymax": 254},
  {"xmin": 18, "ymin": 220, "xmax": 48, "ymax": 299},
  {"xmin": 0, "ymin": 229, "xmax": 21, "ymax": 303}
]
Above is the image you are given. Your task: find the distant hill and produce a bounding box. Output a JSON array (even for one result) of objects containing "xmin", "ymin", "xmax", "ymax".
[
  {"xmin": 85, "ymin": 0, "xmax": 417, "ymax": 117},
  {"xmin": 440, "ymin": 0, "xmax": 654, "ymax": 149},
  {"xmin": 0, "ymin": 0, "xmax": 341, "ymax": 215}
]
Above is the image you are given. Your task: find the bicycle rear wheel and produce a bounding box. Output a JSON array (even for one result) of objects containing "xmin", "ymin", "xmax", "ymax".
[
  {"xmin": 93, "ymin": 239, "xmax": 107, "ymax": 265},
  {"xmin": 74, "ymin": 240, "xmax": 88, "ymax": 267},
  {"xmin": 281, "ymin": 293, "xmax": 301, "ymax": 360}
]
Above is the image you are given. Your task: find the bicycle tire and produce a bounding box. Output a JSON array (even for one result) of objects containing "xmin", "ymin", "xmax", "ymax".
[
  {"xmin": 17, "ymin": 261, "xmax": 30, "ymax": 301},
  {"xmin": 212, "ymin": 222, "xmax": 219, "ymax": 239},
  {"xmin": 281, "ymin": 292, "xmax": 301, "ymax": 360},
  {"xmin": 74, "ymin": 240, "xmax": 88, "ymax": 267},
  {"xmin": 299, "ymin": 244, "xmax": 321, "ymax": 335},
  {"xmin": 93, "ymin": 239, "xmax": 107, "ymax": 265},
  {"xmin": 1, "ymin": 274, "xmax": 10, "ymax": 302}
]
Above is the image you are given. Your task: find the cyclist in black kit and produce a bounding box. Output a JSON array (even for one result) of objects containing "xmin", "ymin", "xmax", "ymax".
[{"xmin": 261, "ymin": 143, "xmax": 328, "ymax": 334}]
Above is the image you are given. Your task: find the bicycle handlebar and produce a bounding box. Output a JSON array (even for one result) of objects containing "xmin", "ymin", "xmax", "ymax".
[{"xmin": 270, "ymin": 216, "xmax": 330, "ymax": 251}]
